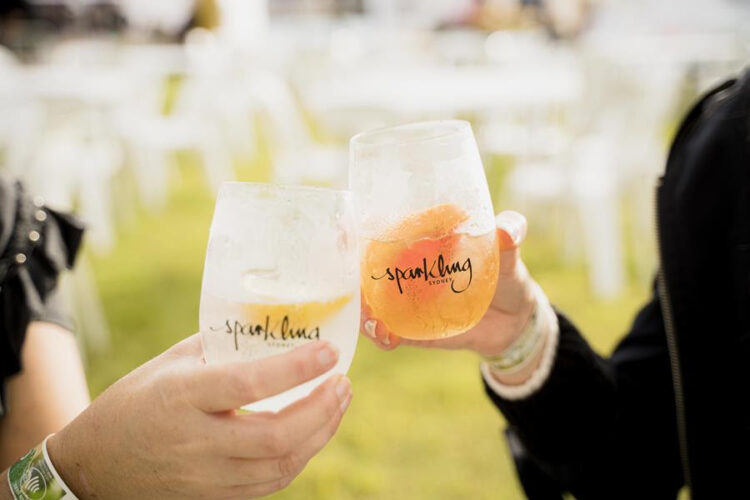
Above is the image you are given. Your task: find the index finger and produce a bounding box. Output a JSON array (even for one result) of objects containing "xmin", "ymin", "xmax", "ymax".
[
  {"xmin": 360, "ymin": 298, "xmax": 401, "ymax": 351},
  {"xmin": 495, "ymin": 211, "xmax": 527, "ymax": 275},
  {"xmin": 185, "ymin": 341, "xmax": 339, "ymax": 413},
  {"xmin": 229, "ymin": 374, "xmax": 352, "ymax": 459},
  {"xmin": 495, "ymin": 210, "xmax": 527, "ymax": 250}
]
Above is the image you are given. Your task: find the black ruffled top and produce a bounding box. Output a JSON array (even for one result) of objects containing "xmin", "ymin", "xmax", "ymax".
[{"xmin": 0, "ymin": 174, "xmax": 84, "ymax": 415}]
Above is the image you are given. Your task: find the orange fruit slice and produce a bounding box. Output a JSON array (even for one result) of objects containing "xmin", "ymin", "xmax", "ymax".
[
  {"xmin": 244, "ymin": 294, "xmax": 352, "ymax": 327},
  {"xmin": 383, "ymin": 203, "xmax": 469, "ymax": 241},
  {"xmin": 363, "ymin": 203, "xmax": 476, "ymax": 336}
]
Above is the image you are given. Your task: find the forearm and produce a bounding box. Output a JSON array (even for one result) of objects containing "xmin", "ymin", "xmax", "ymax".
[
  {"xmin": 0, "ymin": 322, "xmax": 89, "ymax": 469},
  {"xmin": 484, "ymin": 313, "xmax": 617, "ymax": 463}
]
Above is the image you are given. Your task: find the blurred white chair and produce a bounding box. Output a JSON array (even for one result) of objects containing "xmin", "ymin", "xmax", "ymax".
[
  {"xmin": 247, "ymin": 71, "xmax": 348, "ymax": 187},
  {"xmin": 116, "ymin": 0, "xmax": 196, "ymax": 37},
  {"xmin": 363, "ymin": 0, "xmax": 474, "ymax": 28},
  {"xmin": 184, "ymin": 29, "xmax": 259, "ymax": 163},
  {"xmin": 0, "ymin": 47, "xmax": 46, "ymax": 178},
  {"xmin": 115, "ymin": 44, "xmax": 236, "ymax": 206},
  {"xmin": 505, "ymin": 132, "xmax": 625, "ymax": 299},
  {"xmin": 29, "ymin": 121, "xmax": 122, "ymax": 253},
  {"xmin": 215, "ymin": 0, "xmax": 270, "ymax": 54},
  {"xmin": 583, "ymin": 61, "xmax": 683, "ymax": 286},
  {"xmin": 570, "ymin": 135, "xmax": 624, "ymax": 299},
  {"xmin": 44, "ymin": 38, "xmax": 120, "ymax": 67},
  {"xmin": 25, "ymin": 39, "xmax": 127, "ymax": 253}
]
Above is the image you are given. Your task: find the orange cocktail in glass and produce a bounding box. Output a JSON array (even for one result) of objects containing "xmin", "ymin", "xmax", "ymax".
[{"xmin": 350, "ymin": 121, "xmax": 499, "ymax": 340}]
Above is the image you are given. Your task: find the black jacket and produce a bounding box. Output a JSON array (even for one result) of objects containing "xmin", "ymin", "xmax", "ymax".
[
  {"xmin": 486, "ymin": 69, "xmax": 750, "ymax": 499},
  {"xmin": 0, "ymin": 177, "xmax": 83, "ymax": 415}
]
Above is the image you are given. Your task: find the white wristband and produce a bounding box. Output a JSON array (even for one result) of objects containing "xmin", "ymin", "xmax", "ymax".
[
  {"xmin": 43, "ymin": 434, "xmax": 79, "ymax": 500},
  {"xmin": 481, "ymin": 293, "xmax": 560, "ymax": 401}
]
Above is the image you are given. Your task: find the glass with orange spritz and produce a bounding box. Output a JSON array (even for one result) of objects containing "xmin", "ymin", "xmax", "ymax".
[{"xmin": 350, "ymin": 120, "xmax": 499, "ymax": 340}]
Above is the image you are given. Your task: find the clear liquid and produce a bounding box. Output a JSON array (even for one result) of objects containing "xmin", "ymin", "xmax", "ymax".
[{"xmin": 199, "ymin": 292, "xmax": 360, "ymax": 412}]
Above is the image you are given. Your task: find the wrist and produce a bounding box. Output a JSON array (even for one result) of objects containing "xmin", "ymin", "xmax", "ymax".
[
  {"xmin": 47, "ymin": 426, "xmax": 90, "ymax": 498},
  {"xmin": 472, "ymin": 283, "xmax": 537, "ymax": 359},
  {"xmin": 481, "ymin": 302, "xmax": 560, "ymax": 400},
  {"xmin": 483, "ymin": 283, "xmax": 553, "ymax": 385},
  {"xmin": 2, "ymin": 470, "xmax": 12, "ymax": 500},
  {"xmin": 483, "ymin": 282, "xmax": 546, "ymax": 364}
]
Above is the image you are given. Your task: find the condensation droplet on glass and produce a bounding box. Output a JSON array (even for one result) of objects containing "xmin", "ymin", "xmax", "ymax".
[
  {"xmin": 242, "ymin": 267, "xmax": 280, "ymax": 280},
  {"xmin": 337, "ymin": 227, "xmax": 349, "ymax": 251}
]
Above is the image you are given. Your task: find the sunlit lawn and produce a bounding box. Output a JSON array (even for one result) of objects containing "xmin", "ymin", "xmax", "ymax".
[{"xmin": 88, "ymin": 155, "xmax": 650, "ymax": 500}]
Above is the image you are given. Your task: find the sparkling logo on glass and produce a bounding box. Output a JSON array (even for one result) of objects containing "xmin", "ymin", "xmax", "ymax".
[
  {"xmin": 207, "ymin": 295, "xmax": 352, "ymax": 350},
  {"xmin": 210, "ymin": 315, "xmax": 321, "ymax": 350},
  {"xmin": 371, "ymin": 254, "xmax": 473, "ymax": 294}
]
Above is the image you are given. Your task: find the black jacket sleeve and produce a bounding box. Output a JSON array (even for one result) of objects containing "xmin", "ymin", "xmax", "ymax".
[
  {"xmin": 484, "ymin": 289, "xmax": 684, "ymax": 499},
  {"xmin": 0, "ymin": 175, "xmax": 84, "ymax": 415}
]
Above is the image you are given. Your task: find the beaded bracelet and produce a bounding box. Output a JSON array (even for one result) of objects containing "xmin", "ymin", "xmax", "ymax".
[{"xmin": 483, "ymin": 285, "xmax": 546, "ymax": 374}]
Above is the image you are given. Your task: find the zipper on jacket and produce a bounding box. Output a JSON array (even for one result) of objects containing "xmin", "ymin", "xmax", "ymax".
[{"xmin": 655, "ymin": 184, "xmax": 692, "ymax": 492}]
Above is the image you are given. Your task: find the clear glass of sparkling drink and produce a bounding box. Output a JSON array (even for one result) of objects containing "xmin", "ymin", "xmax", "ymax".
[
  {"xmin": 199, "ymin": 182, "xmax": 360, "ymax": 412},
  {"xmin": 350, "ymin": 120, "xmax": 499, "ymax": 340}
]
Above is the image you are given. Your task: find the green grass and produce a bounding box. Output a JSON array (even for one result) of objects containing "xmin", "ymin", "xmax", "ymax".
[{"xmin": 88, "ymin": 158, "xmax": 651, "ymax": 500}]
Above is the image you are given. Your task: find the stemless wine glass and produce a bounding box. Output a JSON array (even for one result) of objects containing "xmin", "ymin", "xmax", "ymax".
[
  {"xmin": 199, "ymin": 182, "xmax": 360, "ymax": 412},
  {"xmin": 350, "ymin": 120, "xmax": 499, "ymax": 340}
]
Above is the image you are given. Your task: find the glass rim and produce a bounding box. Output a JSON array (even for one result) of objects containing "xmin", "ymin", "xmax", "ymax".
[
  {"xmin": 350, "ymin": 120, "xmax": 472, "ymax": 149},
  {"xmin": 218, "ymin": 181, "xmax": 353, "ymax": 199}
]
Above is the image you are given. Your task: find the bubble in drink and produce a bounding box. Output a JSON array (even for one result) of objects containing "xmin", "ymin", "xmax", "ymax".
[{"xmin": 361, "ymin": 204, "xmax": 499, "ymax": 340}]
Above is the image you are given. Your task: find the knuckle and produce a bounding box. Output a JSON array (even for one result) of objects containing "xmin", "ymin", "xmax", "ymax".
[
  {"xmin": 273, "ymin": 476, "xmax": 294, "ymax": 493},
  {"xmin": 276, "ymin": 453, "xmax": 302, "ymax": 478},
  {"xmin": 325, "ymin": 393, "xmax": 342, "ymax": 422},
  {"xmin": 292, "ymin": 356, "xmax": 312, "ymax": 382},
  {"xmin": 264, "ymin": 423, "xmax": 290, "ymax": 456},
  {"xmin": 228, "ymin": 368, "xmax": 257, "ymax": 403},
  {"xmin": 260, "ymin": 476, "xmax": 294, "ymax": 497}
]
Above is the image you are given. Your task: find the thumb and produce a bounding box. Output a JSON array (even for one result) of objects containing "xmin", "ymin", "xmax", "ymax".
[
  {"xmin": 187, "ymin": 341, "xmax": 339, "ymax": 412},
  {"xmin": 495, "ymin": 211, "xmax": 527, "ymax": 275}
]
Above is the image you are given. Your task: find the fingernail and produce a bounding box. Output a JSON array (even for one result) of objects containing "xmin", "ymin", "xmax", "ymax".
[
  {"xmin": 335, "ymin": 377, "xmax": 351, "ymax": 408},
  {"xmin": 363, "ymin": 319, "xmax": 377, "ymax": 338},
  {"xmin": 317, "ymin": 344, "xmax": 338, "ymax": 367},
  {"xmin": 495, "ymin": 211, "xmax": 526, "ymax": 246},
  {"xmin": 382, "ymin": 333, "xmax": 390, "ymax": 346}
]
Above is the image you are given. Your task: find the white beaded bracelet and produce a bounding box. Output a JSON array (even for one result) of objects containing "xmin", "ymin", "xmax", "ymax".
[
  {"xmin": 481, "ymin": 286, "xmax": 560, "ymax": 401},
  {"xmin": 482, "ymin": 289, "xmax": 546, "ymax": 374}
]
